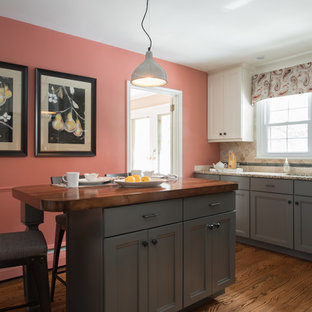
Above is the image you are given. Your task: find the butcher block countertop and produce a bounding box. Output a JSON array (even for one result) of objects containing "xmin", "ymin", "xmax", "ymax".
[{"xmin": 12, "ymin": 178, "xmax": 238, "ymax": 212}]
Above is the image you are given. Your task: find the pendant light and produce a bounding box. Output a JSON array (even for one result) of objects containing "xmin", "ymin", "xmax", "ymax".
[{"xmin": 131, "ymin": 0, "xmax": 168, "ymax": 87}]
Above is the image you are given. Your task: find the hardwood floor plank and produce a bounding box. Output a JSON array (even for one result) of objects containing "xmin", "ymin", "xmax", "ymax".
[{"xmin": 1, "ymin": 243, "xmax": 312, "ymax": 311}]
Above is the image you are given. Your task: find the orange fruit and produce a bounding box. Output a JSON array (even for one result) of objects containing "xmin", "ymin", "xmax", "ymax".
[
  {"xmin": 133, "ymin": 174, "xmax": 141, "ymax": 182},
  {"xmin": 125, "ymin": 176, "xmax": 135, "ymax": 182},
  {"xmin": 141, "ymin": 176, "xmax": 150, "ymax": 182}
]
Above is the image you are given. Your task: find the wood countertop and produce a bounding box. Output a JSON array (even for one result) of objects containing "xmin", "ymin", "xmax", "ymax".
[{"xmin": 12, "ymin": 178, "xmax": 238, "ymax": 212}]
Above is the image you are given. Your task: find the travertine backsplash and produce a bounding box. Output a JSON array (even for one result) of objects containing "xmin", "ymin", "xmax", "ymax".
[
  {"xmin": 219, "ymin": 137, "xmax": 312, "ymax": 176},
  {"xmin": 220, "ymin": 139, "xmax": 312, "ymax": 165}
]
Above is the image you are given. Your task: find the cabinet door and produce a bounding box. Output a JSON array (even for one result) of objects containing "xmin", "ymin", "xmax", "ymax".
[
  {"xmin": 251, "ymin": 191, "xmax": 293, "ymax": 248},
  {"xmin": 235, "ymin": 190, "xmax": 250, "ymax": 238},
  {"xmin": 208, "ymin": 73, "xmax": 224, "ymax": 140},
  {"xmin": 184, "ymin": 217, "xmax": 213, "ymax": 307},
  {"xmin": 104, "ymin": 231, "xmax": 148, "ymax": 312},
  {"xmin": 223, "ymin": 68, "xmax": 242, "ymax": 139},
  {"xmin": 294, "ymin": 196, "xmax": 312, "ymax": 254},
  {"xmin": 149, "ymin": 223, "xmax": 182, "ymax": 312},
  {"xmin": 211, "ymin": 212, "xmax": 236, "ymax": 293}
]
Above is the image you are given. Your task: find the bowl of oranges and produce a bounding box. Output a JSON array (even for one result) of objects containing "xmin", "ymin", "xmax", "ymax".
[{"xmin": 115, "ymin": 174, "xmax": 165, "ymax": 188}]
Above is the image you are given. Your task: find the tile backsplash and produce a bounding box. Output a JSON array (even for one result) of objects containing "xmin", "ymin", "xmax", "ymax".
[{"xmin": 219, "ymin": 141, "xmax": 312, "ymax": 175}]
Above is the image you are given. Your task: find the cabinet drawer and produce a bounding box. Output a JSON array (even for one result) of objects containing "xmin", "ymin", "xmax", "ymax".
[
  {"xmin": 194, "ymin": 173, "xmax": 220, "ymax": 180},
  {"xmin": 104, "ymin": 199, "xmax": 182, "ymax": 237},
  {"xmin": 184, "ymin": 192, "xmax": 235, "ymax": 221},
  {"xmin": 294, "ymin": 180, "xmax": 312, "ymax": 197},
  {"xmin": 251, "ymin": 178, "xmax": 293, "ymax": 194},
  {"xmin": 221, "ymin": 175, "xmax": 249, "ymax": 190}
]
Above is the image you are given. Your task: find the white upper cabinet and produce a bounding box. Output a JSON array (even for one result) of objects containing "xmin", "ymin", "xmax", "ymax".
[{"xmin": 208, "ymin": 66, "xmax": 253, "ymax": 142}]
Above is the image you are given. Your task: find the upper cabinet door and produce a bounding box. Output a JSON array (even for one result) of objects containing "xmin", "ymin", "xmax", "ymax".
[
  {"xmin": 223, "ymin": 68, "xmax": 242, "ymax": 139},
  {"xmin": 207, "ymin": 66, "xmax": 254, "ymax": 142},
  {"xmin": 208, "ymin": 72, "xmax": 224, "ymax": 140}
]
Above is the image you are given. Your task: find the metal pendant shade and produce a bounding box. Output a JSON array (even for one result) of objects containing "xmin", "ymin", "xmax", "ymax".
[
  {"xmin": 131, "ymin": 0, "xmax": 168, "ymax": 87},
  {"xmin": 131, "ymin": 50, "xmax": 167, "ymax": 87}
]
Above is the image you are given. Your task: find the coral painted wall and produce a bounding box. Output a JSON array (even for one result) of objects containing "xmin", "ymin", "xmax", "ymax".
[{"xmin": 0, "ymin": 17, "xmax": 219, "ymax": 279}]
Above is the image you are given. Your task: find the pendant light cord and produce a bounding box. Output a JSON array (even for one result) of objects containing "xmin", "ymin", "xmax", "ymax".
[{"xmin": 141, "ymin": 0, "xmax": 152, "ymax": 51}]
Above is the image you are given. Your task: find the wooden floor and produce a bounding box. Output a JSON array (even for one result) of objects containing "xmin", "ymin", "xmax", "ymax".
[{"xmin": 1, "ymin": 243, "xmax": 312, "ymax": 311}]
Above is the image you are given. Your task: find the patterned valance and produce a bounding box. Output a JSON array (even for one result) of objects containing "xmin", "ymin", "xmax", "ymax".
[{"xmin": 251, "ymin": 62, "xmax": 312, "ymax": 105}]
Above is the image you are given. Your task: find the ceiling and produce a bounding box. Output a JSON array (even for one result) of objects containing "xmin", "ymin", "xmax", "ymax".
[{"xmin": 2, "ymin": 0, "xmax": 312, "ymax": 72}]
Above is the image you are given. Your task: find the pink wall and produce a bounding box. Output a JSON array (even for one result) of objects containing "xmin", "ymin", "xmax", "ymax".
[{"xmin": 0, "ymin": 17, "xmax": 219, "ymax": 278}]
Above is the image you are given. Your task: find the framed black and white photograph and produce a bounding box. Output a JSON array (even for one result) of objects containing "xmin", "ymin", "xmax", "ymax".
[
  {"xmin": 35, "ymin": 68, "xmax": 96, "ymax": 156},
  {"xmin": 0, "ymin": 61, "xmax": 28, "ymax": 156}
]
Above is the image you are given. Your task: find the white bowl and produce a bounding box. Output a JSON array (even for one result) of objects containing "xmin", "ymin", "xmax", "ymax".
[{"xmin": 84, "ymin": 173, "xmax": 99, "ymax": 181}]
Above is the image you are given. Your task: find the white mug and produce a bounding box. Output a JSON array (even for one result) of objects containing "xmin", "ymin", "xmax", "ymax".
[{"xmin": 62, "ymin": 172, "xmax": 80, "ymax": 188}]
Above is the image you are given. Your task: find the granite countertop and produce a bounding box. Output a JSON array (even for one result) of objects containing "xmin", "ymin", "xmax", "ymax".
[{"xmin": 195, "ymin": 170, "xmax": 312, "ymax": 181}]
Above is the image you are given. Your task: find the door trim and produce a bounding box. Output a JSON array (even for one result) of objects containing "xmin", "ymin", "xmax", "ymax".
[{"xmin": 126, "ymin": 81, "xmax": 183, "ymax": 177}]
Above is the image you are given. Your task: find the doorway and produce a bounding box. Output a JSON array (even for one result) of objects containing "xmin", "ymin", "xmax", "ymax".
[{"xmin": 127, "ymin": 82, "xmax": 182, "ymax": 176}]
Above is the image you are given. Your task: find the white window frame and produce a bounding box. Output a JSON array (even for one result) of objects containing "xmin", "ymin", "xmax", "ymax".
[{"xmin": 257, "ymin": 93, "xmax": 312, "ymax": 159}]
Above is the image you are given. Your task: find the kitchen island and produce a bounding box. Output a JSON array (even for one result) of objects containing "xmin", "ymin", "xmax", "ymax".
[{"xmin": 13, "ymin": 178, "xmax": 237, "ymax": 312}]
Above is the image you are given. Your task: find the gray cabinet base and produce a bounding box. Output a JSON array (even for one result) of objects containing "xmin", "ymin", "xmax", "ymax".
[
  {"xmin": 237, "ymin": 237, "xmax": 312, "ymax": 262},
  {"xmin": 181, "ymin": 290, "xmax": 225, "ymax": 312}
]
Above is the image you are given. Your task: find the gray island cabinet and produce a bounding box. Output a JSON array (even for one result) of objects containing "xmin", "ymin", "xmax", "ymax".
[
  {"xmin": 12, "ymin": 178, "xmax": 237, "ymax": 312},
  {"xmin": 183, "ymin": 193, "xmax": 235, "ymax": 307}
]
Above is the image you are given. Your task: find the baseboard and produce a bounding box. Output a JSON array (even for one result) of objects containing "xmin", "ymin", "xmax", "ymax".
[{"xmin": 237, "ymin": 236, "xmax": 312, "ymax": 262}]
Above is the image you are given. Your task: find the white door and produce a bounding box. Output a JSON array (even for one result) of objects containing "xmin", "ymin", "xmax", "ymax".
[
  {"xmin": 127, "ymin": 83, "xmax": 182, "ymax": 176},
  {"xmin": 131, "ymin": 104, "xmax": 172, "ymax": 173}
]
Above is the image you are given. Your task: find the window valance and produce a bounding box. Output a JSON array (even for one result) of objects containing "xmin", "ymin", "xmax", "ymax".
[{"xmin": 251, "ymin": 62, "xmax": 312, "ymax": 105}]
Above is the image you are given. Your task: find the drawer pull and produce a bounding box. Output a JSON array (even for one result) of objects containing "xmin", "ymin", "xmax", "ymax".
[
  {"xmin": 265, "ymin": 184, "xmax": 275, "ymax": 188},
  {"xmin": 151, "ymin": 239, "xmax": 158, "ymax": 245},
  {"xmin": 142, "ymin": 213, "xmax": 159, "ymax": 219},
  {"xmin": 206, "ymin": 224, "xmax": 214, "ymax": 230},
  {"xmin": 209, "ymin": 202, "xmax": 221, "ymax": 207}
]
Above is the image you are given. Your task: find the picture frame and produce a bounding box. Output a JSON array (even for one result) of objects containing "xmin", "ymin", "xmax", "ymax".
[
  {"xmin": 35, "ymin": 68, "xmax": 96, "ymax": 156},
  {"xmin": 0, "ymin": 61, "xmax": 28, "ymax": 156}
]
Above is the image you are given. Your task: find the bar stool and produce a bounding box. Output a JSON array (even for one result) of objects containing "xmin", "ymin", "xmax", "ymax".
[{"xmin": 0, "ymin": 231, "xmax": 51, "ymax": 312}]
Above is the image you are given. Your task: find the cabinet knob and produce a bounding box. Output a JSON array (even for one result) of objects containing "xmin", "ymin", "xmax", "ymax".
[
  {"xmin": 219, "ymin": 132, "xmax": 222, "ymax": 136},
  {"xmin": 223, "ymin": 132, "xmax": 226, "ymax": 135},
  {"xmin": 288, "ymin": 200, "xmax": 292, "ymax": 204},
  {"xmin": 214, "ymin": 222, "xmax": 221, "ymax": 229},
  {"xmin": 207, "ymin": 224, "xmax": 214, "ymax": 230},
  {"xmin": 151, "ymin": 239, "xmax": 158, "ymax": 245},
  {"xmin": 142, "ymin": 241, "xmax": 149, "ymax": 247},
  {"xmin": 295, "ymin": 201, "xmax": 299, "ymax": 205}
]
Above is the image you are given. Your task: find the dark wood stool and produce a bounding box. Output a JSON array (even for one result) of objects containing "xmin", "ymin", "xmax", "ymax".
[{"xmin": 0, "ymin": 231, "xmax": 51, "ymax": 312}]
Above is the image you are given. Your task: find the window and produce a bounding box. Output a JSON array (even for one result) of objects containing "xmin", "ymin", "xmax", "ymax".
[{"xmin": 257, "ymin": 93, "xmax": 312, "ymax": 158}]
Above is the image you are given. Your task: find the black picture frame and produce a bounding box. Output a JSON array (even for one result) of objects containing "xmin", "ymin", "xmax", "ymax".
[
  {"xmin": 0, "ymin": 61, "xmax": 28, "ymax": 156},
  {"xmin": 35, "ymin": 68, "xmax": 96, "ymax": 157}
]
